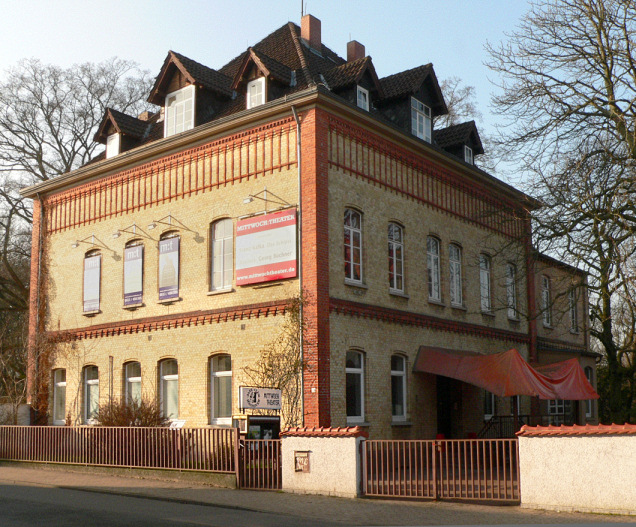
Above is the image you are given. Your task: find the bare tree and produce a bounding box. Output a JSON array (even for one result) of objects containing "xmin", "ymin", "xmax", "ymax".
[
  {"xmin": 0, "ymin": 312, "xmax": 27, "ymax": 424},
  {"xmin": 435, "ymin": 77, "xmax": 482, "ymax": 129}
]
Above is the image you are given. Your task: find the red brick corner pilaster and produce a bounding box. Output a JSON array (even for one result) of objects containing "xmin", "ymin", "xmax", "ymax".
[
  {"xmin": 27, "ymin": 198, "xmax": 42, "ymax": 406},
  {"xmin": 300, "ymin": 107, "xmax": 331, "ymax": 427}
]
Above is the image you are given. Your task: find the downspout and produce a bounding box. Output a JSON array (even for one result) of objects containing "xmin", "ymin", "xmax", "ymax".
[{"xmin": 291, "ymin": 105, "xmax": 304, "ymax": 426}]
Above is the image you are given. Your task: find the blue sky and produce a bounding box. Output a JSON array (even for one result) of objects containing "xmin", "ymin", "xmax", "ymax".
[{"xmin": 1, "ymin": 0, "xmax": 530, "ymax": 134}]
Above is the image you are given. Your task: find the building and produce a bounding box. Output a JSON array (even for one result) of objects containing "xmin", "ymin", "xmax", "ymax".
[{"xmin": 22, "ymin": 15, "xmax": 597, "ymax": 437}]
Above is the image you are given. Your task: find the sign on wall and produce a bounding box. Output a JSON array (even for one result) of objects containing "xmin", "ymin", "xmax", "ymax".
[
  {"xmin": 124, "ymin": 245, "xmax": 143, "ymax": 306},
  {"xmin": 158, "ymin": 237, "xmax": 179, "ymax": 301},
  {"xmin": 239, "ymin": 386, "xmax": 282, "ymax": 410},
  {"xmin": 235, "ymin": 209, "xmax": 297, "ymax": 286},
  {"xmin": 83, "ymin": 255, "xmax": 101, "ymax": 312}
]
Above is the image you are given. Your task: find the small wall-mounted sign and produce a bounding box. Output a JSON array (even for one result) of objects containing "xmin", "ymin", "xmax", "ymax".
[
  {"xmin": 239, "ymin": 386, "xmax": 282, "ymax": 410},
  {"xmin": 294, "ymin": 451, "xmax": 310, "ymax": 473}
]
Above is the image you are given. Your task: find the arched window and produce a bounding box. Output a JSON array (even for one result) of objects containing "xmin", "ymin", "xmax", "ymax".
[
  {"xmin": 124, "ymin": 362, "xmax": 141, "ymax": 405},
  {"xmin": 427, "ymin": 237, "xmax": 440, "ymax": 301},
  {"xmin": 159, "ymin": 359, "xmax": 179, "ymax": 419},
  {"xmin": 83, "ymin": 365, "xmax": 99, "ymax": 423},
  {"xmin": 344, "ymin": 209, "xmax": 362, "ymax": 283},
  {"xmin": 210, "ymin": 354, "xmax": 232, "ymax": 425},
  {"xmin": 83, "ymin": 250, "xmax": 101, "ymax": 313},
  {"xmin": 541, "ymin": 276, "xmax": 552, "ymax": 326},
  {"xmin": 479, "ymin": 254, "xmax": 492, "ymax": 312},
  {"xmin": 391, "ymin": 355, "xmax": 407, "ymax": 421},
  {"xmin": 158, "ymin": 232, "xmax": 180, "ymax": 302},
  {"xmin": 211, "ymin": 219, "xmax": 234, "ymax": 291},
  {"xmin": 346, "ymin": 350, "xmax": 365, "ymax": 423},
  {"xmin": 449, "ymin": 244, "xmax": 462, "ymax": 306},
  {"xmin": 124, "ymin": 240, "xmax": 144, "ymax": 306},
  {"xmin": 53, "ymin": 369, "xmax": 66, "ymax": 426},
  {"xmin": 388, "ymin": 223, "xmax": 404, "ymax": 293}
]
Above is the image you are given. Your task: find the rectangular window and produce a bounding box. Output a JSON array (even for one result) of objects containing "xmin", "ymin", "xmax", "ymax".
[
  {"xmin": 211, "ymin": 219, "xmax": 234, "ymax": 291},
  {"xmin": 411, "ymin": 97, "xmax": 432, "ymax": 142},
  {"xmin": 124, "ymin": 244, "xmax": 144, "ymax": 306},
  {"xmin": 83, "ymin": 366, "xmax": 99, "ymax": 423},
  {"xmin": 427, "ymin": 237, "xmax": 441, "ymax": 301},
  {"xmin": 211, "ymin": 355, "xmax": 232, "ymax": 425},
  {"xmin": 569, "ymin": 289, "xmax": 578, "ymax": 332},
  {"xmin": 164, "ymin": 85, "xmax": 195, "ymax": 138},
  {"xmin": 391, "ymin": 355, "xmax": 407, "ymax": 420},
  {"xmin": 464, "ymin": 145, "xmax": 473, "ymax": 164},
  {"xmin": 160, "ymin": 359, "xmax": 179, "ymax": 419},
  {"xmin": 125, "ymin": 362, "xmax": 141, "ymax": 405},
  {"xmin": 484, "ymin": 391, "xmax": 495, "ymax": 421},
  {"xmin": 53, "ymin": 369, "xmax": 66, "ymax": 426},
  {"xmin": 548, "ymin": 399, "xmax": 571, "ymax": 425},
  {"xmin": 506, "ymin": 263, "xmax": 518, "ymax": 319},
  {"xmin": 388, "ymin": 223, "xmax": 404, "ymax": 293},
  {"xmin": 480, "ymin": 254, "xmax": 492, "ymax": 312},
  {"xmin": 247, "ymin": 77, "xmax": 265, "ymax": 109},
  {"xmin": 346, "ymin": 351, "xmax": 364, "ymax": 423},
  {"xmin": 356, "ymin": 86, "xmax": 369, "ymax": 111},
  {"xmin": 106, "ymin": 133, "xmax": 121, "ymax": 159},
  {"xmin": 344, "ymin": 209, "xmax": 362, "ymax": 283},
  {"xmin": 585, "ymin": 367, "xmax": 593, "ymax": 418},
  {"xmin": 542, "ymin": 276, "xmax": 552, "ymax": 326},
  {"xmin": 449, "ymin": 244, "xmax": 462, "ymax": 306},
  {"xmin": 83, "ymin": 253, "xmax": 101, "ymax": 313},
  {"xmin": 159, "ymin": 236, "xmax": 180, "ymax": 301}
]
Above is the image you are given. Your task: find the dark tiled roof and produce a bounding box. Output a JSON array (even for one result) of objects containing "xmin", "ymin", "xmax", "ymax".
[
  {"xmin": 251, "ymin": 49, "xmax": 293, "ymax": 84},
  {"xmin": 380, "ymin": 64, "xmax": 433, "ymax": 100},
  {"xmin": 171, "ymin": 52, "xmax": 233, "ymax": 96},
  {"xmin": 433, "ymin": 120, "xmax": 484, "ymax": 154},
  {"xmin": 93, "ymin": 108, "xmax": 152, "ymax": 144},
  {"xmin": 322, "ymin": 56, "xmax": 373, "ymax": 90}
]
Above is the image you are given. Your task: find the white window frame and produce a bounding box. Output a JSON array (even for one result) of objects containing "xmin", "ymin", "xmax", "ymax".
[
  {"xmin": 356, "ymin": 85, "xmax": 369, "ymax": 111},
  {"xmin": 211, "ymin": 219, "xmax": 234, "ymax": 291},
  {"xmin": 449, "ymin": 244, "xmax": 462, "ymax": 306},
  {"xmin": 506, "ymin": 263, "xmax": 518, "ymax": 319},
  {"xmin": 83, "ymin": 365, "xmax": 99, "ymax": 424},
  {"xmin": 484, "ymin": 391, "xmax": 495, "ymax": 421},
  {"xmin": 427, "ymin": 237, "xmax": 441, "ymax": 302},
  {"xmin": 53, "ymin": 369, "xmax": 67, "ymax": 426},
  {"xmin": 164, "ymin": 84, "xmax": 195, "ymax": 138},
  {"xmin": 584, "ymin": 367, "xmax": 593, "ymax": 418},
  {"xmin": 124, "ymin": 362, "xmax": 142, "ymax": 406},
  {"xmin": 542, "ymin": 276, "xmax": 552, "ymax": 327},
  {"xmin": 388, "ymin": 223, "xmax": 404, "ymax": 293},
  {"xmin": 548, "ymin": 399, "xmax": 571, "ymax": 425},
  {"xmin": 106, "ymin": 133, "xmax": 121, "ymax": 159},
  {"xmin": 210, "ymin": 354, "xmax": 232, "ymax": 426},
  {"xmin": 160, "ymin": 359, "xmax": 179, "ymax": 420},
  {"xmin": 344, "ymin": 209, "xmax": 363, "ymax": 284},
  {"xmin": 391, "ymin": 355, "xmax": 407, "ymax": 421},
  {"xmin": 464, "ymin": 145, "xmax": 474, "ymax": 164},
  {"xmin": 246, "ymin": 77, "xmax": 266, "ymax": 109},
  {"xmin": 480, "ymin": 254, "xmax": 492, "ymax": 312},
  {"xmin": 411, "ymin": 97, "xmax": 432, "ymax": 142},
  {"xmin": 569, "ymin": 288, "xmax": 579, "ymax": 332},
  {"xmin": 346, "ymin": 351, "xmax": 365, "ymax": 424}
]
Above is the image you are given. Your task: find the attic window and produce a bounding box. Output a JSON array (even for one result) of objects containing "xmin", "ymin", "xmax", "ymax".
[
  {"xmin": 356, "ymin": 86, "xmax": 369, "ymax": 111},
  {"xmin": 464, "ymin": 145, "xmax": 474, "ymax": 164},
  {"xmin": 164, "ymin": 85, "xmax": 195, "ymax": 138},
  {"xmin": 247, "ymin": 77, "xmax": 266, "ymax": 109},
  {"xmin": 106, "ymin": 133, "xmax": 121, "ymax": 159},
  {"xmin": 411, "ymin": 98, "xmax": 432, "ymax": 143}
]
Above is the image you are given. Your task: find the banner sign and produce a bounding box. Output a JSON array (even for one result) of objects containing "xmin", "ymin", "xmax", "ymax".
[
  {"xmin": 239, "ymin": 387, "xmax": 282, "ymax": 410},
  {"xmin": 124, "ymin": 245, "xmax": 143, "ymax": 306},
  {"xmin": 83, "ymin": 255, "xmax": 101, "ymax": 312},
  {"xmin": 158, "ymin": 237, "xmax": 180, "ymax": 301},
  {"xmin": 235, "ymin": 209, "xmax": 297, "ymax": 285}
]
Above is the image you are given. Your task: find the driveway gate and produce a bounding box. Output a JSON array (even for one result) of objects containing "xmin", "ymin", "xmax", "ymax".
[
  {"xmin": 238, "ymin": 439, "xmax": 281, "ymax": 490},
  {"xmin": 363, "ymin": 439, "xmax": 519, "ymax": 502}
]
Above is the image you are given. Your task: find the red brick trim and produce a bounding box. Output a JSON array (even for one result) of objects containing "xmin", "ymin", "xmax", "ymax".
[
  {"xmin": 518, "ymin": 423, "xmax": 636, "ymax": 437},
  {"xmin": 281, "ymin": 426, "xmax": 368, "ymax": 438},
  {"xmin": 27, "ymin": 198, "xmax": 43, "ymax": 404},
  {"xmin": 330, "ymin": 298, "xmax": 530, "ymax": 344},
  {"xmin": 47, "ymin": 300, "xmax": 290, "ymax": 341},
  {"xmin": 537, "ymin": 336, "xmax": 587, "ymax": 353}
]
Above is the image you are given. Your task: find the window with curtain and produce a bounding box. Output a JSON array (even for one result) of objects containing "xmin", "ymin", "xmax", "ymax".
[
  {"xmin": 160, "ymin": 359, "xmax": 179, "ymax": 419},
  {"xmin": 210, "ymin": 354, "xmax": 232, "ymax": 425},
  {"xmin": 211, "ymin": 219, "xmax": 233, "ymax": 291},
  {"xmin": 388, "ymin": 223, "xmax": 404, "ymax": 293}
]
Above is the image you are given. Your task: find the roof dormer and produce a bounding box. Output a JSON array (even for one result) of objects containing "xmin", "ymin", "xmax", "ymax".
[
  {"xmin": 433, "ymin": 120, "xmax": 485, "ymax": 164},
  {"xmin": 94, "ymin": 108, "xmax": 151, "ymax": 158}
]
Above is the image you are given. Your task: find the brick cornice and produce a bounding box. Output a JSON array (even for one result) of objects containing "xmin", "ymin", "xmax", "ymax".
[
  {"xmin": 330, "ymin": 297, "xmax": 530, "ymax": 344},
  {"xmin": 47, "ymin": 299, "xmax": 290, "ymax": 341},
  {"xmin": 537, "ymin": 336, "xmax": 593, "ymax": 355}
]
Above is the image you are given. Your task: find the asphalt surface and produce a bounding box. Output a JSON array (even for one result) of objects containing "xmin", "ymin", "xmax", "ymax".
[{"xmin": 0, "ymin": 464, "xmax": 634, "ymax": 526}]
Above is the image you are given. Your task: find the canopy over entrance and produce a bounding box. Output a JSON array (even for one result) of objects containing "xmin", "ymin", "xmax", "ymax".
[{"xmin": 413, "ymin": 347, "xmax": 598, "ymax": 400}]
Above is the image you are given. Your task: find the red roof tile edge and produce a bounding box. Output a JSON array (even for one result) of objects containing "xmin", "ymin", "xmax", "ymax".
[
  {"xmin": 280, "ymin": 426, "xmax": 369, "ymax": 438},
  {"xmin": 517, "ymin": 423, "xmax": 636, "ymax": 437}
]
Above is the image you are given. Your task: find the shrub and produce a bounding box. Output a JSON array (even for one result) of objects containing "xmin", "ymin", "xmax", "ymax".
[{"xmin": 96, "ymin": 398, "xmax": 169, "ymax": 427}]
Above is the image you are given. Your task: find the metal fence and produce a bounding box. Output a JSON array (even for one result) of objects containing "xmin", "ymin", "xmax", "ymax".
[
  {"xmin": 239, "ymin": 439, "xmax": 281, "ymax": 490},
  {"xmin": 364, "ymin": 439, "xmax": 519, "ymax": 502},
  {"xmin": 0, "ymin": 426, "xmax": 238, "ymax": 474}
]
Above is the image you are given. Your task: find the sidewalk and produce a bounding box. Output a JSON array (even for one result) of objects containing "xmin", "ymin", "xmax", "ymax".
[{"xmin": 0, "ymin": 463, "xmax": 632, "ymax": 525}]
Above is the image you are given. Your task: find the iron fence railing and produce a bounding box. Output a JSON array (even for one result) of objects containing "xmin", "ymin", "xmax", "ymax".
[{"xmin": 239, "ymin": 439, "xmax": 281, "ymax": 490}]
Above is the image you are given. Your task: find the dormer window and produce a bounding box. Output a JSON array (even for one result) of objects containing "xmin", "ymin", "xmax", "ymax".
[
  {"xmin": 164, "ymin": 85, "xmax": 195, "ymax": 138},
  {"xmin": 247, "ymin": 77, "xmax": 266, "ymax": 109},
  {"xmin": 464, "ymin": 145, "xmax": 474, "ymax": 164},
  {"xmin": 356, "ymin": 86, "xmax": 369, "ymax": 111},
  {"xmin": 411, "ymin": 98, "xmax": 432, "ymax": 143},
  {"xmin": 106, "ymin": 133, "xmax": 121, "ymax": 159}
]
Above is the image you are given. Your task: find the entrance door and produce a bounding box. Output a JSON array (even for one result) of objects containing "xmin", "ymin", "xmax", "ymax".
[{"xmin": 437, "ymin": 376, "xmax": 462, "ymax": 438}]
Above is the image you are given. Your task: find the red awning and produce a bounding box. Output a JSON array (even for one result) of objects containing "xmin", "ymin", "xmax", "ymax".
[{"xmin": 413, "ymin": 347, "xmax": 598, "ymax": 400}]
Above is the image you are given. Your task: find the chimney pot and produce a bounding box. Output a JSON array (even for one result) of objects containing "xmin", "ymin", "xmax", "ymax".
[
  {"xmin": 347, "ymin": 40, "xmax": 365, "ymax": 62},
  {"xmin": 301, "ymin": 14, "xmax": 321, "ymax": 50}
]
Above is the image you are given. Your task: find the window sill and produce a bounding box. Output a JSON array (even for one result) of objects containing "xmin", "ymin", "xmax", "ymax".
[
  {"xmin": 82, "ymin": 310, "xmax": 101, "ymax": 317},
  {"xmin": 389, "ymin": 289, "xmax": 409, "ymax": 299},
  {"xmin": 391, "ymin": 420, "xmax": 412, "ymax": 427},
  {"xmin": 451, "ymin": 303, "xmax": 467, "ymax": 311},
  {"xmin": 158, "ymin": 297, "xmax": 182, "ymax": 305},
  {"xmin": 508, "ymin": 316, "xmax": 520, "ymax": 322},
  {"xmin": 52, "ymin": 421, "xmax": 66, "ymax": 426},
  {"xmin": 481, "ymin": 310, "xmax": 495, "ymax": 318},
  {"xmin": 428, "ymin": 298, "xmax": 445, "ymax": 307},
  {"xmin": 123, "ymin": 303, "xmax": 144, "ymax": 311},
  {"xmin": 569, "ymin": 329, "xmax": 580, "ymax": 335},
  {"xmin": 345, "ymin": 279, "xmax": 368, "ymax": 289},
  {"xmin": 207, "ymin": 288, "xmax": 235, "ymax": 296},
  {"xmin": 543, "ymin": 324, "xmax": 553, "ymax": 330},
  {"xmin": 346, "ymin": 420, "xmax": 370, "ymax": 427}
]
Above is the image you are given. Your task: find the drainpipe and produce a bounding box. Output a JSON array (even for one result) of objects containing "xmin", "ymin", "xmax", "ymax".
[{"xmin": 291, "ymin": 105, "xmax": 304, "ymax": 426}]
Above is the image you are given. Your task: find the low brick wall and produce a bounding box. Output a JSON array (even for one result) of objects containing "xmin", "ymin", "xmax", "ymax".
[
  {"xmin": 280, "ymin": 427, "xmax": 367, "ymax": 498},
  {"xmin": 518, "ymin": 424, "xmax": 636, "ymax": 515}
]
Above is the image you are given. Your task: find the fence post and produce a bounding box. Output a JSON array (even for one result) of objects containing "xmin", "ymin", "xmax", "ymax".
[
  {"xmin": 361, "ymin": 438, "xmax": 367, "ymax": 496},
  {"xmin": 233, "ymin": 427, "xmax": 240, "ymax": 489},
  {"xmin": 433, "ymin": 441, "xmax": 439, "ymax": 500}
]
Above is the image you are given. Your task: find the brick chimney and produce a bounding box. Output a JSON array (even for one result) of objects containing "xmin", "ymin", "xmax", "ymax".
[
  {"xmin": 347, "ymin": 40, "xmax": 366, "ymax": 62},
  {"xmin": 301, "ymin": 14, "xmax": 321, "ymax": 50}
]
